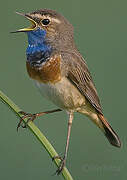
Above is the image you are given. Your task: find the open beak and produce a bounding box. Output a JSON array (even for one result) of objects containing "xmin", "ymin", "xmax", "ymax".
[{"xmin": 11, "ymin": 12, "xmax": 37, "ymax": 33}]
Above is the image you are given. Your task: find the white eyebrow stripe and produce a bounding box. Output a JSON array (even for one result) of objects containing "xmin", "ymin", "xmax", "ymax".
[
  {"xmin": 52, "ymin": 18, "xmax": 61, "ymax": 24},
  {"xmin": 32, "ymin": 14, "xmax": 61, "ymax": 24}
]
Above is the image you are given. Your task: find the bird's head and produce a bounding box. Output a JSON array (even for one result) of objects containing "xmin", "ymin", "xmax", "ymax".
[{"xmin": 13, "ymin": 9, "xmax": 74, "ymax": 50}]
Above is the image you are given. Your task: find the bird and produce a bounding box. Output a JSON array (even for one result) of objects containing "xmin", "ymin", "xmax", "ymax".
[{"xmin": 12, "ymin": 9, "xmax": 121, "ymax": 174}]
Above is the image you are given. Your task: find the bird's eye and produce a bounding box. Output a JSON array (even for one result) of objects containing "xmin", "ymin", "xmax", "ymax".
[{"xmin": 41, "ymin": 19, "xmax": 50, "ymax": 25}]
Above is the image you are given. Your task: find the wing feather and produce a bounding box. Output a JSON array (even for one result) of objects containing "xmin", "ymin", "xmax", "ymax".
[{"xmin": 61, "ymin": 52, "xmax": 103, "ymax": 114}]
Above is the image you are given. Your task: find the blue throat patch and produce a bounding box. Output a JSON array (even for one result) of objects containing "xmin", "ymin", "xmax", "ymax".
[{"xmin": 26, "ymin": 28, "xmax": 52, "ymax": 67}]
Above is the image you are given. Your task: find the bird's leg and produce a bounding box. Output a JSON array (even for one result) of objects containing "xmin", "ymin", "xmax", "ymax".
[
  {"xmin": 17, "ymin": 109, "xmax": 62, "ymax": 131},
  {"xmin": 53, "ymin": 112, "xmax": 73, "ymax": 175}
]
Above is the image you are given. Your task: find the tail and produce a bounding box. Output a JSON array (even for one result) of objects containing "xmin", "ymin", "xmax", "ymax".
[{"xmin": 98, "ymin": 114, "xmax": 121, "ymax": 148}]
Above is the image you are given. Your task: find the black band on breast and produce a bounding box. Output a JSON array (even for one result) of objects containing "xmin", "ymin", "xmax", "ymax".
[{"xmin": 27, "ymin": 50, "xmax": 52, "ymax": 67}]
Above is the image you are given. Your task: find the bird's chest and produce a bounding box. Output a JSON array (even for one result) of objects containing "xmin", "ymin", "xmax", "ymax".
[
  {"xmin": 26, "ymin": 55, "xmax": 61, "ymax": 83},
  {"xmin": 34, "ymin": 77, "xmax": 86, "ymax": 110}
]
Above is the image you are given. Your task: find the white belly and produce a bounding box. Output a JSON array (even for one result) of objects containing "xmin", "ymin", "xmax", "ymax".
[{"xmin": 34, "ymin": 77, "xmax": 86, "ymax": 111}]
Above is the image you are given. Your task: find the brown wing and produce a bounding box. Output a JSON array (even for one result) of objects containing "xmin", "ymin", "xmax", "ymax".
[{"xmin": 61, "ymin": 52, "xmax": 103, "ymax": 114}]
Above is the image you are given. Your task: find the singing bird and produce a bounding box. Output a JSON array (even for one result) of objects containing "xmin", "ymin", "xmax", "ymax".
[{"xmin": 12, "ymin": 9, "xmax": 121, "ymax": 174}]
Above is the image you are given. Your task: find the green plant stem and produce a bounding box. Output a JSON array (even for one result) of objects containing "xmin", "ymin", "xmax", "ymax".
[{"xmin": 0, "ymin": 90, "xmax": 74, "ymax": 180}]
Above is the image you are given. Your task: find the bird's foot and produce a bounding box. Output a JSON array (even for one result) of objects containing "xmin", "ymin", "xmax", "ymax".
[
  {"xmin": 17, "ymin": 109, "xmax": 62, "ymax": 131},
  {"xmin": 17, "ymin": 111, "xmax": 36, "ymax": 131},
  {"xmin": 52, "ymin": 156, "xmax": 66, "ymax": 175}
]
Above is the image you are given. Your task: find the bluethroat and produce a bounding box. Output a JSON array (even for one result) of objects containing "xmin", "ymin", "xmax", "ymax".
[{"xmin": 12, "ymin": 9, "xmax": 121, "ymax": 174}]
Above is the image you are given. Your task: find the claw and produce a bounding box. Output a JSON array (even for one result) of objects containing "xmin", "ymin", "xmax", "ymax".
[
  {"xmin": 17, "ymin": 109, "xmax": 62, "ymax": 131},
  {"xmin": 52, "ymin": 156, "xmax": 63, "ymax": 161},
  {"xmin": 17, "ymin": 111, "xmax": 36, "ymax": 131},
  {"xmin": 56, "ymin": 159, "xmax": 65, "ymax": 175},
  {"xmin": 52, "ymin": 155, "xmax": 66, "ymax": 175}
]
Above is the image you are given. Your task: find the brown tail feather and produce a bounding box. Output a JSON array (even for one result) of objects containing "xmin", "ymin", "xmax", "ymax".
[{"xmin": 98, "ymin": 114, "xmax": 121, "ymax": 148}]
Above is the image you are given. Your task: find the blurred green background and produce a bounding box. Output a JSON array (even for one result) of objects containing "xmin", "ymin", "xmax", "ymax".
[{"xmin": 0, "ymin": 0, "xmax": 127, "ymax": 179}]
